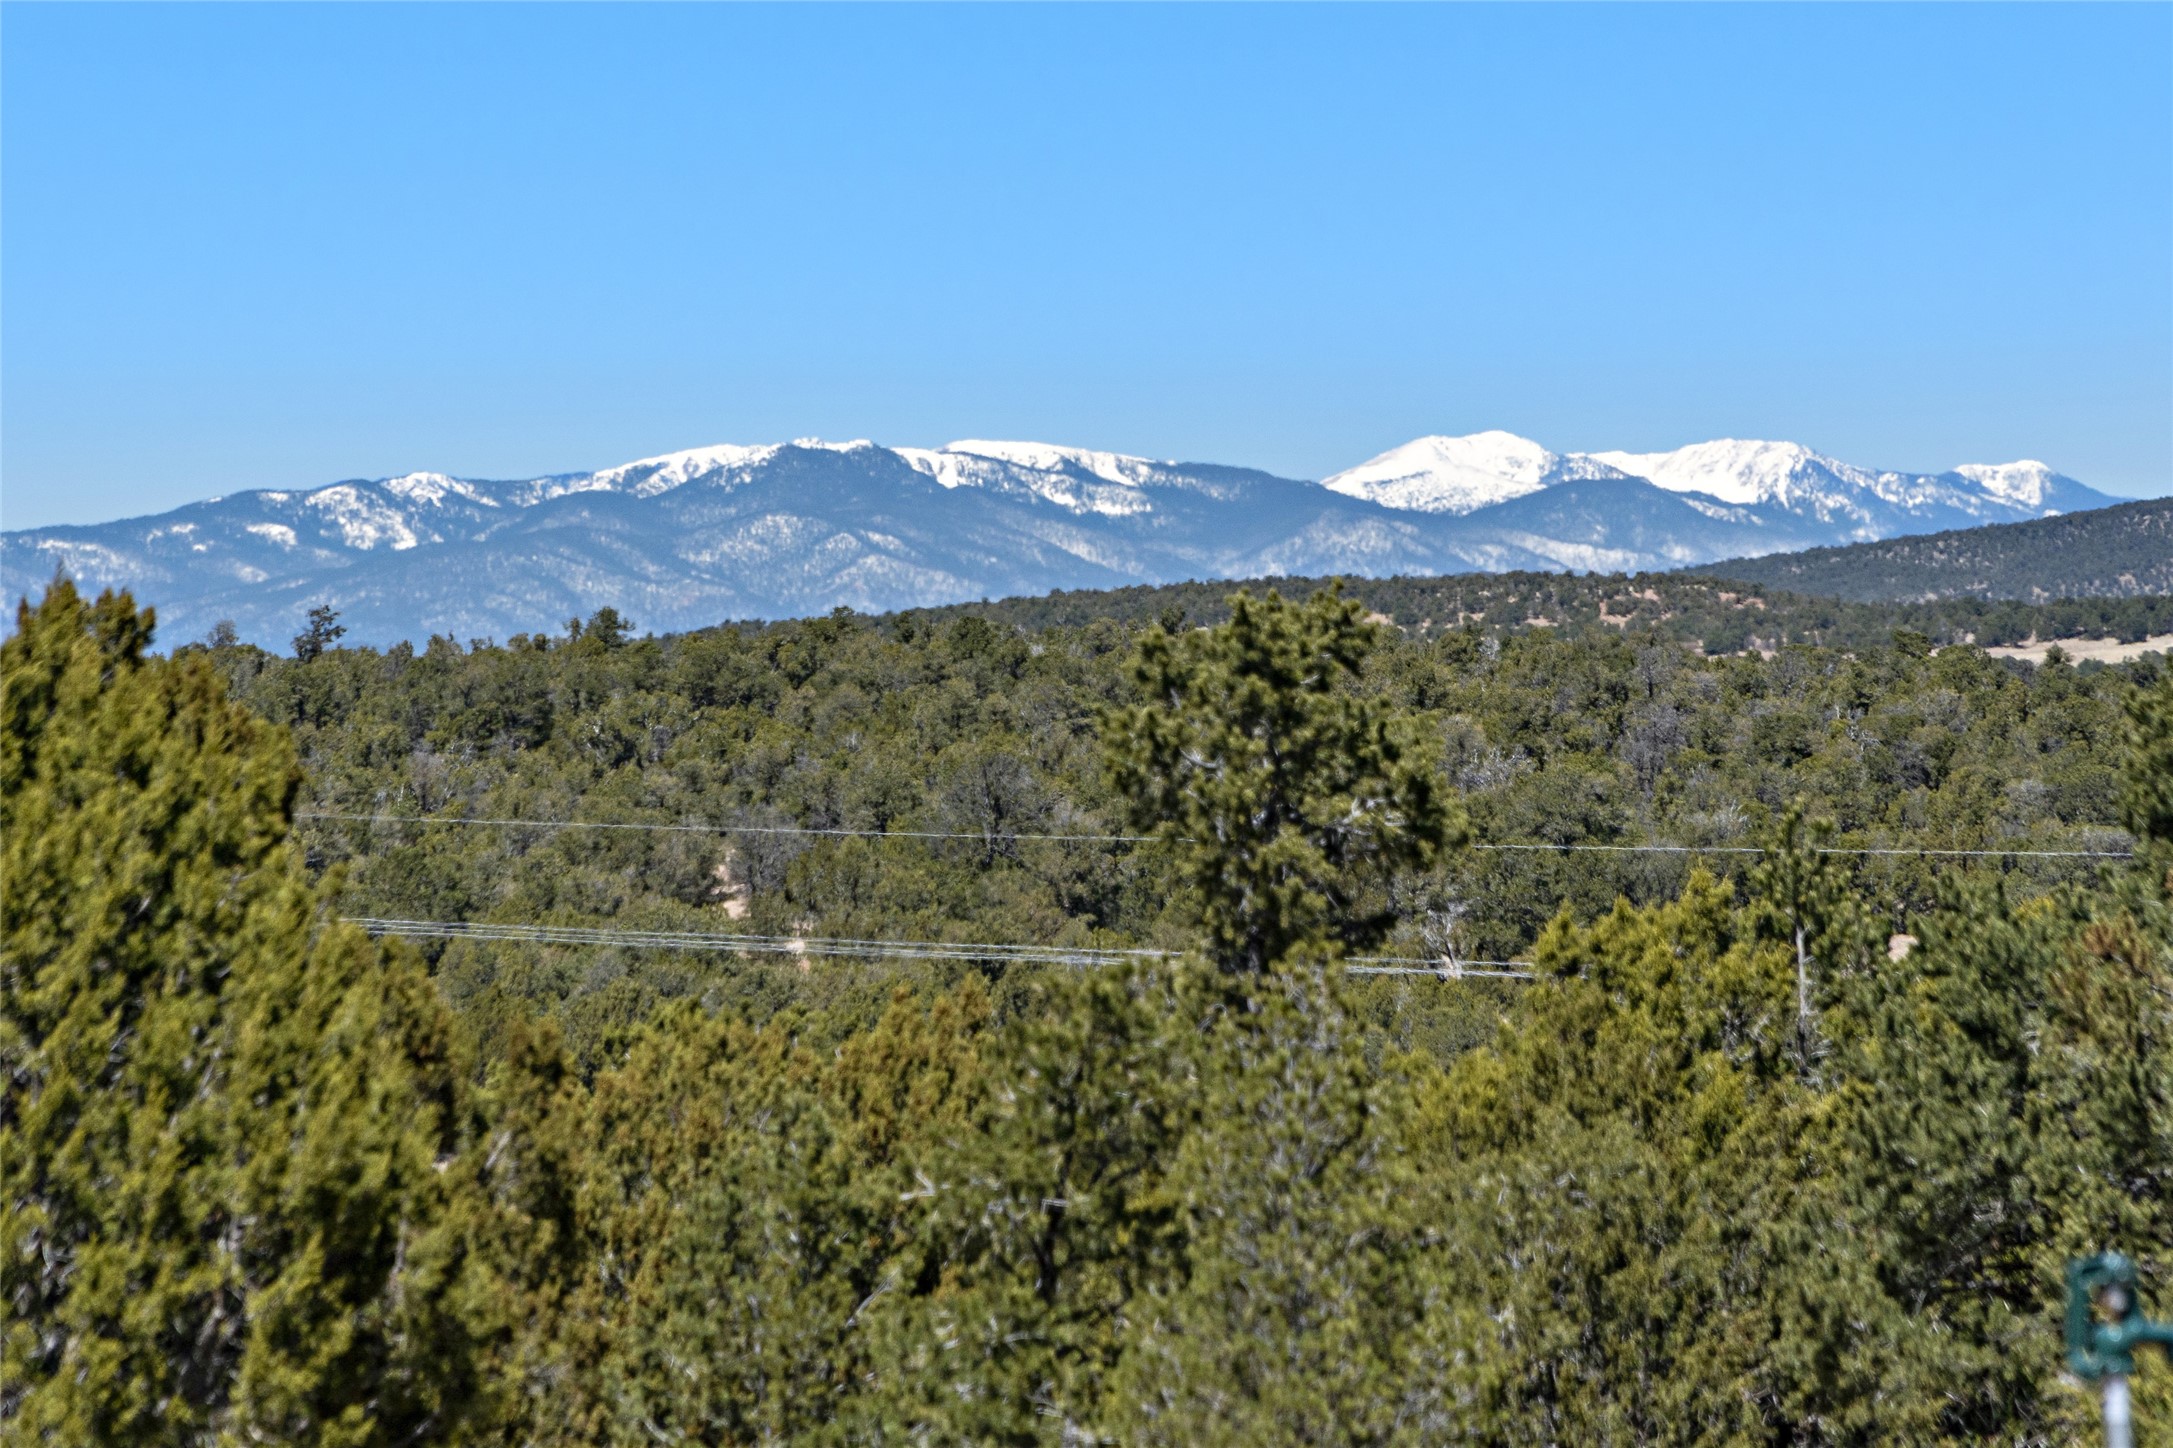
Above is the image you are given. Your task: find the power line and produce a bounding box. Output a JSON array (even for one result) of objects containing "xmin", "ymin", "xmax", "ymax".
[
  {"xmin": 302, "ymin": 811, "xmax": 1159, "ymax": 844},
  {"xmin": 301, "ymin": 810, "xmax": 2133, "ymax": 859},
  {"xmin": 346, "ymin": 916, "xmax": 1534, "ymax": 980},
  {"xmin": 1466, "ymin": 842, "xmax": 2133, "ymax": 860},
  {"xmin": 1345, "ymin": 961, "xmax": 1534, "ymax": 979},
  {"xmin": 348, "ymin": 917, "xmax": 1158, "ymax": 965}
]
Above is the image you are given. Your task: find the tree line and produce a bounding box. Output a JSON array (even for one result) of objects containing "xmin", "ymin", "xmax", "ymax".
[
  {"xmin": 6, "ymin": 578, "xmax": 2171, "ymax": 1443},
  {"xmin": 912, "ymin": 567, "xmax": 2173, "ymax": 652}
]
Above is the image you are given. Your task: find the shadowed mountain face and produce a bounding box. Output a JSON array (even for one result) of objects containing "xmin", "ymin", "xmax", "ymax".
[{"xmin": 3, "ymin": 435, "xmax": 2120, "ymax": 648}]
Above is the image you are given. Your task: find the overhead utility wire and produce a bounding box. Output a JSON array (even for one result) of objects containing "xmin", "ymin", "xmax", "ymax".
[
  {"xmin": 302, "ymin": 811, "xmax": 1160, "ymax": 844},
  {"xmin": 350, "ymin": 917, "xmax": 1154, "ymax": 966},
  {"xmin": 301, "ymin": 810, "xmax": 2134, "ymax": 859},
  {"xmin": 347, "ymin": 917, "xmax": 1535, "ymax": 980},
  {"xmin": 1344, "ymin": 962, "xmax": 1534, "ymax": 979},
  {"xmin": 1466, "ymin": 842, "xmax": 2133, "ymax": 860}
]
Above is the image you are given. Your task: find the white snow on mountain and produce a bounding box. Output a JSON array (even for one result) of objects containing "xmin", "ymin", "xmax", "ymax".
[
  {"xmin": 943, "ymin": 440, "xmax": 1168, "ymax": 489},
  {"xmin": 313, "ymin": 434, "xmax": 2078, "ymax": 542},
  {"xmin": 577, "ymin": 444, "xmax": 781, "ymax": 498},
  {"xmin": 892, "ymin": 445, "xmax": 1155, "ymax": 517},
  {"xmin": 1322, "ymin": 432, "xmax": 1627, "ymax": 515},
  {"xmin": 541, "ymin": 438, "xmax": 918, "ymax": 503},
  {"xmin": 382, "ymin": 472, "xmax": 499, "ymax": 507},
  {"xmin": 1574, "ymin": 438, "xmax": 2087, "ymax": 535},
  {"xmin": 1584, "ymin": 440, "xmax": 1853, "ymax": 508},
  {"xmin": 891, "ymin": 447, "xmax": 984, "ymax": 491},
  {"xmin": 305, "ymin": 484, "xmax": 422, "ymax": 550},
  {"xmin": 1953, "ymin": 460, "xmax": 2063, "ymax": 510}
]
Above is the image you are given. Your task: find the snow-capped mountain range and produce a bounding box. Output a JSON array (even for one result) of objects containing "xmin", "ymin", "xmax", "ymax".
[{"xmin": 1, "ymin": 432, "xmax": 2116, "ymax": 647}]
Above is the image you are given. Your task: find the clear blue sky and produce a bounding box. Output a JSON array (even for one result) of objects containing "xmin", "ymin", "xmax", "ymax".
[{"xmin": 5, "ymin": 3, "xmax": 2169, "ymax": 529}]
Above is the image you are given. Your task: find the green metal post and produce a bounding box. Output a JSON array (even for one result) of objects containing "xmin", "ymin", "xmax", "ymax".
[{"xmin": 2067, "ymin": 1253, "xmax": 2173, "ymax": 1448}]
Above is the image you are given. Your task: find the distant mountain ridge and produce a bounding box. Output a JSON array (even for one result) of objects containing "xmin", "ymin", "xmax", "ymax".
[
  {"xmin": 1695, "ymin": 496, "xmax": 2173, "ymax": 603},
  {"xmin": 2, "ymin": 432, "xmax": 2121, "ymax": 647},
  {"xmin": 1321, "ymin": 431, "xmax": 1635, "ymax": 514}
]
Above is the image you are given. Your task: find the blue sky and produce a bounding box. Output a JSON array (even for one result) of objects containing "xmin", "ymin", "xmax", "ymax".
[{"xmin": 4, "ymin": 3, "xmax": 2168, "ymax": 529}]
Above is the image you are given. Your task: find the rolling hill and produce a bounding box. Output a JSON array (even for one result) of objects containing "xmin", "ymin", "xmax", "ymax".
[{"xmin": 1695, "ymin": 496, "xmax": 2173, "ymax": 602}]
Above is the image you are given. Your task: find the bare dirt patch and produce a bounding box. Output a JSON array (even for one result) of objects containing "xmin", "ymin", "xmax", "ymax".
[{"xmin": 1984, "ymin": 633, "xmax": 2173, "ymax": 665}]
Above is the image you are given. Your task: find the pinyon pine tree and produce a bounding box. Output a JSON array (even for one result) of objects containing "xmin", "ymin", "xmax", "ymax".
[{"xmin": 1105, "ymin": 586, "xmax": 1462, "ymax": 975}]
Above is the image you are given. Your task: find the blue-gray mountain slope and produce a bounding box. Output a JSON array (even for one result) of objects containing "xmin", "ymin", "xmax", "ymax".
[{"xmin": 2, "ymin": 436, "xmax": 2122, "ymax": 648}]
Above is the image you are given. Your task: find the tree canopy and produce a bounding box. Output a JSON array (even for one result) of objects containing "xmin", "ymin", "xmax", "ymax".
[{"xmin": 6, "ymin": 575, "xmax": 2172, "ymax": 1442}]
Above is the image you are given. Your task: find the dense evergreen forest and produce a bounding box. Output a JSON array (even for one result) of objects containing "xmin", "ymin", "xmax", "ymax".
[
  {"xmin": 8, "ymin": 576, "xmax": 2173, "ymax": 1444},
  {"xmin": 918, "ymin": 568, "xmax": 2173, "ymax": 654},
  {"xmin": 1701, "ymin": 496, "xmax": 2173, "ymax": 604},
  {"xmin": 171, "ymin": 580, "xmax": 2166, "ymax": 1067}
]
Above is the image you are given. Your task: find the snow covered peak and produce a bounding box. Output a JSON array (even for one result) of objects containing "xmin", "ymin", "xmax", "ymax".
[
  {"xmin": 537, "ymin": 439, "xmax": 881, "ymax": 501},
  {"xmin": 1322, "ymin": 432, "xmax": 1622, "ymax": 515},
  {"xmin": 788, "ymin": 437, "xmax": 879, "ymax": 453},
  {"xmin": 1583, "ymin": 439, "xmax": 1865, "ymax": 508},
  {"xmin": 1954, "ymin": 460, "xmax": 2061, "ymax": 509},
  {"xmin": 891, "ymin": 447, "xmax": 982, "ymax": 490},
  {"xmin": 943, "ymin": 440, "xmax": 1165, "ymax": 489},
  {"xmin": 583, "ymin": 444, "xmax": 779, "ymax": 496}
]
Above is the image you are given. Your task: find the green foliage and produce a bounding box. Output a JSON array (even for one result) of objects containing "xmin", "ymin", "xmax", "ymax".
[
  {"xmin": 502, "ymin": 982, "xmax": 991, "ymax": 1447},
  {"xmin": 1410, "ymin": 872, "xmax": 1812, "ymax": 1441},
  {"xmin": 172, "ymin": 576, "xmax": 2155, "ymax": 1037},
  {"xmin": 10, "ymin": 571, "xmax": 2173, "ymax": 1442},
  {"xmin": 1105, "ymin": 588, "xmax": 1462, "ymax": 972},
  {"xmin": 1404, "ymin": 839, "xmax": 2173, "ymax": 1442},
  {"xmin": 1, "ymin": 582, "xmax": 489, "ymax": 1445},
  {"xmin": 580, "ymin": 1009, "xmax": 890, "ymax": 1443},
  {"xmin": 879, "ymin": 962, "xmax": 1193, "ymax": 1442},
  {"xmin": 1102, "ymin": 954, "xmax": 1422, "ymax": 1445},
  {"xmin": 293, "ymin": 601, "xmax": 347, "ymax": 661},
  {"xmin": 2126, "ymin": 666, "xmax": 2173, "ymax": 883}
]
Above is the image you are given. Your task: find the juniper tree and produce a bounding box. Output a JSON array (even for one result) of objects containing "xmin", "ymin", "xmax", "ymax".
[
  {"xmin": 870, "ymin": 587, "xmax": 1466, "ymax": 1439},
  {"xmin": 873, "ymin": 963, "xmax": 1194, "ymax": 1444},
  {"xmin": 1, "ymin": 582, "xmax": 489, "ymax": 1445},
  {"xmin": 1408, "ymin": 873, "xmax": 1813, "ymax": 1443},
  {"xmin": 527, "ymin": 984, "xmax": 993, "ymax": 1447},
  {"xmin": 2125, "ymin": 665, "xmax": 2173, "ymax": 893},
  {"xmin": 1105, "ymin": 951, "xmax": 1422, "ymax": 1447}
]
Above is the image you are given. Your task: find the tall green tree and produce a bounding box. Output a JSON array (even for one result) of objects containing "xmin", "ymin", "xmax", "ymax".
[
  {"xmin": 1104, "ymin": 586, "xmax": 1463, "ymax": 975},
  {"xmin": 2, "ymin": 582, "xmax": 488, "ymax": 1445},
  {"xmin": 1402, "ymin": 750, "xmax": 2173, "ymax": 1442}
]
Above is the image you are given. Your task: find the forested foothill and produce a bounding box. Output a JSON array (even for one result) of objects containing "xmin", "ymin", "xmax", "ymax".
[
  {"xmin": 7, "ymin": 573, "xmax": 2173, "ymax": 1444},
  {"xmin": 1700, "ymin": 495, "xmax": 2173, "ymax": 604}
]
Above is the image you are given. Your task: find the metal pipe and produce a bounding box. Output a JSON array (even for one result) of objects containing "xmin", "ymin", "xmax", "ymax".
[{"xmin": 2104, "ymin": 1375, "xmax": 2131, "ymax": 1448}]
